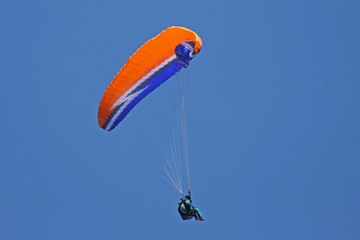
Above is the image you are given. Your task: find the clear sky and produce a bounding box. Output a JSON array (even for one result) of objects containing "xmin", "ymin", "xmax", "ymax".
[{"xmin": 1, "ymin": 0, "xmax": 359, "ymax": 239}]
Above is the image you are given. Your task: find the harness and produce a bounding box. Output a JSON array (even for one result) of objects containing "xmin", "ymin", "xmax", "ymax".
[{"xmin": 178, "ymin": 200, "xmax": 195, "ymax": 220}]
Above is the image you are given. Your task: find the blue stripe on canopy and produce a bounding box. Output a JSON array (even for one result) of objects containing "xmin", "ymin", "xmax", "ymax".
[{"xmin": 104, "ymin": 59, "xmax": 186, "ymax": 131}]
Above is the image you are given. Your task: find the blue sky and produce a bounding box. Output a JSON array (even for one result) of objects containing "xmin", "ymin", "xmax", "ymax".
[{"xmin": 1, "ymin": 0, "xmax": 359, "ymax": 239}]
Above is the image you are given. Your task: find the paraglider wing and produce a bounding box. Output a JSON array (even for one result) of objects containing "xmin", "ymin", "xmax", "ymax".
[{"xmin": 98, "ymin": 26, "xmax": 202, "ymax": 131}]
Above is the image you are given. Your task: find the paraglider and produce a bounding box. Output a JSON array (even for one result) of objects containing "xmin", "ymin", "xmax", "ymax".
[
  {"xmin": 97, "ymin": 26, "xmax": 204, "ymax": 221},
  {"xmin": 178, "ymin": 194, "xmax": 204, "ymax": 221},
  {"xmin": 98, "ymin": 26, "xmax": 202, "ymax": 131}
]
